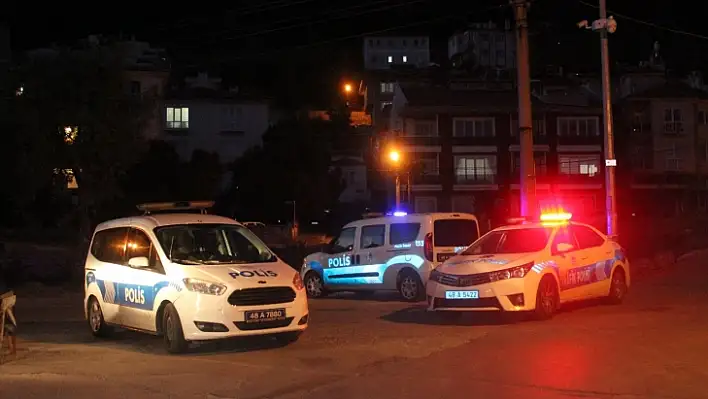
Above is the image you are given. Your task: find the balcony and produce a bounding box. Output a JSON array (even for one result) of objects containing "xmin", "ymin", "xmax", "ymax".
[
  {"xmin": 455, "ymin": 172, "xmax": 496, "ymax": 185},
  {"xmin": 166, "ymin": 121, "xmax": 189, "ymax": 129},
  {"xmin": 663, "ymin": 122, "xmax": 685, "ymax": 136}
]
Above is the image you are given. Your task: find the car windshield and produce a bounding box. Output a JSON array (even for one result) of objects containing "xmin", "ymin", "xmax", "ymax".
[
  {"xmin": 461, "ymin": 227, "xmax": 551, "ymax": 255},
  {"xmin": 154, "ymin": 224, "xmax": 277, "ymax": 265}
]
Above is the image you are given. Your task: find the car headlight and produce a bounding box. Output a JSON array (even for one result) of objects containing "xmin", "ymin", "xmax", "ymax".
[
  {"xmin": 489, "ymin": 262, "xmax": 534, "ymax": 282},
  {"xmin": 429, "ymin": 269, "xmax": 443, "ymax": 282},
  {"xmin": 293, "ymin": 272, "xmax": 305, "ymax": 291},
  {"xmin": 182, "ymin": 278, "xmax": 227, "ymax": 295}
]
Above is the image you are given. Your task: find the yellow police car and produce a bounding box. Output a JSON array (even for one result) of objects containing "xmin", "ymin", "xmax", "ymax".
[{"xmin": 426, "ymin": 211, "xmax": 630, "ymax": 319}]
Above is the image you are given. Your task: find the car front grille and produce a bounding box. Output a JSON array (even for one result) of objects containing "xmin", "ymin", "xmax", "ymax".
[
  {"xmin": 437, "ymin": 272, "xmax": 491, "ymax": 287},
  {"xmin": 433, "ymin": 297, "xmax": 501, "ymax": 309},
  {"xmin": 234, "ymin": 318, "xmax": 294, "ymax": 331},
  {"xmin": 227, "ymin": 287, "xmax": 296, "ymax": 306}
]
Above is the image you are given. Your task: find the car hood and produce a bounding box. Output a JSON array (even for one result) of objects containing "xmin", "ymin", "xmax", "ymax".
[
  {"xmin": 181, "ymin": 261, "xmax": 296, "ymax": 289},
  {"xmin": 304, "ymin": 252, "xmax": 327, "ymax": 267},
  {"xmin": 436, "ymin": 253, "xmax": 536, "ymax": 275}
]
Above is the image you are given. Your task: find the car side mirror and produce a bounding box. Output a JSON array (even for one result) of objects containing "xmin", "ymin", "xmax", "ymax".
[
  {"xmin": 128, "ymin": 256, "xmax": 150, "ymax": 268},
  {"xmin": 555, "ymin": 243, "xmax": 575, "ymax": 254}
]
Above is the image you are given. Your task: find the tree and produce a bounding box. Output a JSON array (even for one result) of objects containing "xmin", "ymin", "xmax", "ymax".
[
  {"xmin": 224, "ymin": 117, "xmax": 346, "ymax": 223},
  {"xmin": 13, "ymin": 47, "xmax": 153, "ymax": 237},
  {"xmin": 122, "ymin": 140, "xmax": 182, "ymax": 204}
]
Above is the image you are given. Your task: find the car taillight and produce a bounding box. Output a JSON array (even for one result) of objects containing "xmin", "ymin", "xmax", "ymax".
[{"xmin": 424, "ymin": 232, "xmax": 433, "ymax": 262}]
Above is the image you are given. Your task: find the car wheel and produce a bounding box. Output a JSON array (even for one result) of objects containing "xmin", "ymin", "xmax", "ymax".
[
  {"xmin": 274, "ymin": 331, "xmax": 302, "ymax": 345},
  {"xmin": 607, "ymin": 268, "xmax": 627, "ymax": 305},
  {"xmin": 304, "ymin": 272, "xmax": 326, "ymax": 298},
  {"xmin": 534, "ymin": 276, "xmax": 559, "ymax": 320},
  {"xmin": 87, "ymin": 297, "xmax": 111, "ymax": 337},
  {"xmin": 398, "ymin": 270, "xmax": 424, "ymax": 302},
  {"xmin": 162, "ymin": 303, "xmax": 188, "ymax": 354}
]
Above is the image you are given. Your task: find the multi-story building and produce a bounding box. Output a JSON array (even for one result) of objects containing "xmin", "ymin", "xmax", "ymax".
[
  {"xmin": 448, "ymin": 21, "xmax": 516, "ymax": 71},
  {"xmin": 162, "ymin": 72, "xmax": 270, "ymax": 164},
  {"xmin": 360, "ymin": 36, "xmax": 432, "ymax": 132},
  {"xmin": 616, "ymin": 72, "xmax": 708, "ymax": 217},
  {"xmin": 387, "ymin": 78, "xmax": 604, "ymax": 229}
]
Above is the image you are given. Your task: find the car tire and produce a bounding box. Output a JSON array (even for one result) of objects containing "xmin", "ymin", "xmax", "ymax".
[
  {"xmin": 607, "ymin": 268, "xmax": 627, "ymax": 305},
  {"xmin": 304, "ymin": 271, "xmax": 327, "ymax": 298},
  {"xmin": 397, "ymin": 269, "xmax": 424, "ymax": 302},
  {"xmin": 274, "ymin": 331, "xmax": 302, "ymax": 345},
  {"xmin": 162, "ymin": 303, "xmax": 188, "ymax": 354},
  {"xmin": 534, "ymin": 275, "xmax": 559, "ymax": 320},
  {"xmin": 87, "ymin": 297, "xmax": 112, "ymax": 337}
]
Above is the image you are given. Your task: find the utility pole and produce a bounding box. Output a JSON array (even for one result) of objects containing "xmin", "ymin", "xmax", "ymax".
[
  {"xmin": 512, "ymin": 0, "xmax": 536, "ymax": 217},
  {"xmin": 599, "ymin": 0, "xmax": 618, "ymax": 238},
  {"xmin": 579, "ymin": 3, "xmax": 619, "ymax": 237},
  {"xmin": 395, "ymin": 174, "xmax": 401, "ymax": 209}
]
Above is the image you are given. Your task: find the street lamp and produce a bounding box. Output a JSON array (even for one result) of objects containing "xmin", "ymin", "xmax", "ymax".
[
  {"xmin": 343, "ymin": 83, "xmax": 353, "ymax": 94},
  {"xmin": 387, "ymin": 148, "xmax": 402, "ymax": 208}
]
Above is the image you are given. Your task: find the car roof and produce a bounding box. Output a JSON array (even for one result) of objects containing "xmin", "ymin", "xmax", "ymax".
[
  {"xmin": 343, "ymin": 212, "xmax": 478, "ymax": 229},
  {"xmin": 95, "ymin": 213, "xmax": 241, "ymax": 232},
  {"xmin": 493, "ymin": 221, "xmax": 601, "ymax": 233}
]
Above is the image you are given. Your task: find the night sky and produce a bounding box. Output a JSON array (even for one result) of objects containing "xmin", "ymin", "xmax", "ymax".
[{"xmin": 6, "ymin": 0, "xmax": 708, "ymax": 106}]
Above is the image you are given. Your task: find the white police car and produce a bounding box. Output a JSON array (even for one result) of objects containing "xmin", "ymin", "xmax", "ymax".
[
  {"xmin": 426, "ymin": 211, "xmax": 630, "ymax": 319},
  {"xmin": 83, "ymin": 201, "xmax": 308, "ymax": 353},
  {"xmin": 302, "ymin": 212, "xmax": 480, "ymax": 301}
]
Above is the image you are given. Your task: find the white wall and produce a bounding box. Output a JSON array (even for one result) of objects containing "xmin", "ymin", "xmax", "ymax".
[{"xmin": 163, "ymin": 100, "xmax": 269, "ymax": 163}]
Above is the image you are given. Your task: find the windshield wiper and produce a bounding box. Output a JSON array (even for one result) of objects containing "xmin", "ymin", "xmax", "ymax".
[{"xmin": 171, "ymin": 259, "xmax": 204, "ymax": 265}]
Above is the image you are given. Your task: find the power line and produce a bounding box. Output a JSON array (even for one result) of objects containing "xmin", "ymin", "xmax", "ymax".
[
  {"xmin": 203, "ymin": 4, "xmax": 508, "ymax": 61},
  {"xmin": 156, "ymin": 0, "xmax": 318, "ymax": 31},
  {"xmin": 220, "ymin": 0, "xmax": 433, "ymax": 41},
  {"xmin": 222, "ymin": 0, "xmax": 394, "ymax": 34},
  {"xmin": 577, "ymin": 0, "xmax": 708, "ymax": 41}
]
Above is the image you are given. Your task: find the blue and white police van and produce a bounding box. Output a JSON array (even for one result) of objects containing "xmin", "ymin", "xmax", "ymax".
[
  {"xmin": 83, "ymin": 201, "xmax": 309, "ymax": 353},
  {"xmin": 301, "ymin": 212, "xmax": 480, "ymax": 301}
]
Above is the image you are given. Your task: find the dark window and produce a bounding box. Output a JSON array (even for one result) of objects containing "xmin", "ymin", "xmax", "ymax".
[
  {"xmin": 90, "ymin": 227, "xmax": 130, "ymax": 264},
  {"xmin": 572, "ymin": 225, "xmax": 605, "ymax": 249},
  {"xmin": 127, "ymin": 228, "xmax": 163, "ymax": 272},
  {"xmin": 360, "ymin": 225, "xmax": 385, "ymax": 249},
  {"xmin": 551, "ymin": 226, "xmax": 579, "ymax": 251},
  {"xmin": 130, "ymin": 80, "xmax": 141, "ymax": 95},
  {"xmin": 390, "ymin": 223, "xmax": 421, "ymax": 245},
  {"xmin": 330, "ymin": 227, "xmax": 356, "ymax": 253},
  {"xmin": 434, "ymin": 219, "xmax": 479, "ymax": 247}
]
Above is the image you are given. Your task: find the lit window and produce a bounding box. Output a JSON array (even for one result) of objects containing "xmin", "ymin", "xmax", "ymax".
[
  {"xmin": 403, "ymin": 56, "xmax": 408, "ymax": 63},
  {"xmin": 387, "ymin": 56, "xmax": 393, "ymax": 63},
  {"xmin": 166, "ymin": 107, "xmax": 189, "ymax": 129}
]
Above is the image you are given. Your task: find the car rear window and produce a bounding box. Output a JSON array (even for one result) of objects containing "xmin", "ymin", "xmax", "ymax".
[
  {"xmin": 434, "ymin": 219, "xmax": 479, "ymax": 247},
  {"xmin": 390, "ymin": 223, "xmax": 421, "ymax": 245}
]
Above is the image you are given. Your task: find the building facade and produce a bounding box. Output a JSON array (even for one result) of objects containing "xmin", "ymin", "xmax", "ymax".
[
  {"xmin": 448, "ymin": 21, "xmax": 516, "ymax": 70},
  {"xmin": 616, "ymin": 74, "xmax": 708, "ymax": 218},
  {"xmin": 387, "ymin": 80, "xmax": 605, "ymax": 229},
  {"xmin": 163, "ymin": 72, "xmax": 270, "ymax": 163},
  {"xmin": 360, "ymin": 36, "xmax": 432, "ymax": 132}
]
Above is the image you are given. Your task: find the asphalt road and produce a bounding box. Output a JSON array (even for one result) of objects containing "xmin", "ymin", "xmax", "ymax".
[{"xmin": 2, "ymin": 252, "xmax": 708, "ymax": 399}]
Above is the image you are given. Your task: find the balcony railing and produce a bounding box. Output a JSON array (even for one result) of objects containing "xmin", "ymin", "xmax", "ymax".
[
  {"xmin": 166, "ymin": 121, "xmax": 189, "ymax": 129},
  {"xmin": 455, "ymin": 172, "xmax": 496, "ymax": 185}
]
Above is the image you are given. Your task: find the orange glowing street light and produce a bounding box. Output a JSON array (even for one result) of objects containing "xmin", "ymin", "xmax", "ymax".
[
  {"xmin": 343, "ymin": 83, "xmax": 353, "ymax": 94},
  {"xmin": 388, "ymin": 149, "xmax": 401, "ymax": 164}
]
